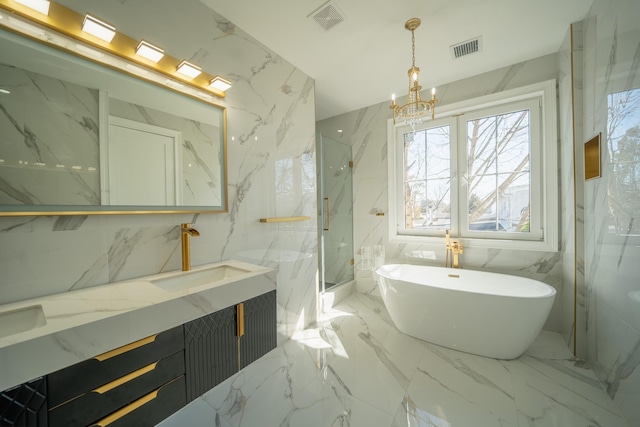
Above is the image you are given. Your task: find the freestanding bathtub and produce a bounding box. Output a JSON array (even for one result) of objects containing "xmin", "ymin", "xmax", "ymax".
[{"xmin": 373, "ymin": 264, "xmax": 556, "ymax": 359}]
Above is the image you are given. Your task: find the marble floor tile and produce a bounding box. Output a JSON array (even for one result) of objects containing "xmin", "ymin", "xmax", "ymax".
[
  {"xmin": 159, "ymin": 294, "xmax": 628, "ymax": 427},
  {"xmin": 397, "ymin": 344, "xmax": 519, "ymax": 427}
]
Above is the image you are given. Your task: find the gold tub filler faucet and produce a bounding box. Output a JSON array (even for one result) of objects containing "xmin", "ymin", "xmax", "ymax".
[
  {"xmin": 445, "ymin": 229, "xmax": 463, "ymax": 269},
  {"xmin": 181, "ymin": 223, "xmax": 200, "ymax": 271}
]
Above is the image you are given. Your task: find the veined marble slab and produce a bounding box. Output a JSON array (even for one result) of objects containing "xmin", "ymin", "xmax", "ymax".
[{"xmin": 0, "ymin": 259, "xmax": 275, "ymax": 391}]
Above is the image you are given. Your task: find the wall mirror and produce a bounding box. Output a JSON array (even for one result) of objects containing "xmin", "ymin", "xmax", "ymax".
[{"xmin": 0, "ymin": 12, "xmax": 227, "ymax": 215}]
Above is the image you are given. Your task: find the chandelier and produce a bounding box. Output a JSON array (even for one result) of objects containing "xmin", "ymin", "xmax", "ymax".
[{"xmin": 390, "ymin": 18, "xmax": 438, "ymax": 130}]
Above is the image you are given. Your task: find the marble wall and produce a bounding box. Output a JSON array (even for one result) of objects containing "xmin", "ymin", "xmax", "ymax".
[
  {"xmin": 317, "ymin": 54, "xmax": 565, "ymax": 331},
  {"xmin": 581, "ymin": 0, "xmax": 640, "ymax": 423},
  {"xmin": 0, "ymin": 0, "xmax": 317, "ymax": 344}
]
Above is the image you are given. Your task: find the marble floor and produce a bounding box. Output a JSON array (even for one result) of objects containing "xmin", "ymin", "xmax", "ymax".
[{"xmin": 158, "ymin": 293, "xmax": 628, "ymax": 427}]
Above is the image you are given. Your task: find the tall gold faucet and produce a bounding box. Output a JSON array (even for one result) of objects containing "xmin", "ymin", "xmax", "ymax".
[
  {"xmin": 181, "ymin": 223, "xmax": 200, "ymax": 271},
  {"xmin": 445, "ymin": 229, "xmax": 463, "ymax": 268}
]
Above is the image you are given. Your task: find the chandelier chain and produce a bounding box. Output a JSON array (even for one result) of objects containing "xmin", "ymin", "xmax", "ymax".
[{"xmin": 411, "ymin": 29, "xmax": 416, "ymax": 68}]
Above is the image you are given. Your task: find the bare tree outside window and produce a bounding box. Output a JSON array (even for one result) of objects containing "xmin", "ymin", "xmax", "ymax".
[
  {"xmin": 607, "ymin": 87, "xmax": 640, "ymax": 236},
  {"xmin": 466, "ymin": 110, "xmax": 531, "ymax": 232}
]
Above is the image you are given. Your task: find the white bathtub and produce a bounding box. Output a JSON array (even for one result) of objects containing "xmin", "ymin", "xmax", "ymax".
[{"xmin": 373, "ymin": 264, "xmax": 556, "ymax": 359}]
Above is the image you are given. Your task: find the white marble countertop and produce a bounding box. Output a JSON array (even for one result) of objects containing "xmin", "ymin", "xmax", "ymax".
[{"xmin": 0, "ymin": 260, "xmax": 275, "ymax": 391}]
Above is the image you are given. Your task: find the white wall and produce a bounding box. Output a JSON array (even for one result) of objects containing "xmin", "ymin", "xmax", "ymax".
[{"xmin": 0, "ymin": 0, "xmax": 318, "ymax": 344}]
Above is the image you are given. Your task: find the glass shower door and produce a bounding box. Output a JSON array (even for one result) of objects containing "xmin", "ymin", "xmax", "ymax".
[{"xmin": 318, "ymin": 133, "xmax": 354, "ymax": 293}]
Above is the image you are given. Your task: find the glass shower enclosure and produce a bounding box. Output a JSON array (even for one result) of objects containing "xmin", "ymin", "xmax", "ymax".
[{"xmin": 317, "ymin": 133, "xmax": 354, "ymax": 293}]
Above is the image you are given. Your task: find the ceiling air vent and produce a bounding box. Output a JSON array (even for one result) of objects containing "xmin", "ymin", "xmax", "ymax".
[
  {"xmin": 308, "ymin": 0, "xmax": 346, "ymax": 31},
  {"xmin": 450, "ymin": 36, "xmax": 483, "ymax": 59}
]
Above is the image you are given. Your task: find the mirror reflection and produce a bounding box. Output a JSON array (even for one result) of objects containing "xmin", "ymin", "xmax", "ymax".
[{"xmin": 0, "ymin": 27, "xmax": 226, "ymax": 214}]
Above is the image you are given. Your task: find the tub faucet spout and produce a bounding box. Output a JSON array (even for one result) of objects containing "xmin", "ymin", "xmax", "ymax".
[
  {"xmin": 181, "ymin": 223, "xmax": 200, "ymax": 271},
  {"xmin": 445, "ymin": 229, "xmax": 463, "ymax": 268}
]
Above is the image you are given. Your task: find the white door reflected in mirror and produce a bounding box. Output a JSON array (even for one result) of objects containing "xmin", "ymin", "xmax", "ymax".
[{"xmin": 104, "ymin": 117, "xmax": 182, "ymax": 206}]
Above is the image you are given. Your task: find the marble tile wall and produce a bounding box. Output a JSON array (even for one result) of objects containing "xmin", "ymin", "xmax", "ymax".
[
  {"xmin": 0, "ymin": 0, "xmax": 318, "ymax": 343},
  {"xmin": 317, "ymin": 54, "xmax": 565, "ymax": 332},
  {"xmin": 581, "ymin": 0, "xmax": 640, "ymax": 423}
]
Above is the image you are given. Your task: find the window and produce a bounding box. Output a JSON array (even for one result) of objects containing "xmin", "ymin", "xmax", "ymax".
[{"xmin": 388, "ymin": 80, "xmax": 557, "ymax": 251}]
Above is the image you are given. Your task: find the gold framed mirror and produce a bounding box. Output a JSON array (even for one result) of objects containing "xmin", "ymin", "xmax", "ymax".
[{"xmin": 0, "ymin": 1, "xmax": 228, "ymax": 215}]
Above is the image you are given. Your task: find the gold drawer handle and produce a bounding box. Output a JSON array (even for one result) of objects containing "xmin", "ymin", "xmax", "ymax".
[
  {"xmin": 94, "ymin": 335, "xmax": 157, "ymax": 362},
  {"xmin": 91, "ymin": 389, "xmax": 159, "ymax": 427},
  {"xmin": 93, "ymin": 362, "xmax": 158, "ymax": 395}
]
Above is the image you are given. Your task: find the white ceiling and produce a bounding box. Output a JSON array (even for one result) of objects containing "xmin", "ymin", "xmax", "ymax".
[{"xmin": 200, "ymin": 0, "xmax": 593, "ymax": 120}]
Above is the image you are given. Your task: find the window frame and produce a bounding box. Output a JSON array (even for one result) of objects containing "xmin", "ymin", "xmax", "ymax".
[{"xmin": 387, "ymin": 80, "xmax": 558, "ymax": 252}]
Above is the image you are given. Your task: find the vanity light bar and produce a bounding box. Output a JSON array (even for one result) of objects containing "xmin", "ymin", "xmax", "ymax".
[
  {"xmin": 14, "ymin": 0, "xmax": 49, "ymax": 15},
  {"xmin": 136, "ymin": 40, "xmax": 164, "ymax": 63},
  {"xmin": 209, "ymin": 76, "xmax": 232, "ymax": 92},
  {"xmin": 0, "ymin": 1, "xmax": 232, "ymax": 99},
  {"xmin": 82, "ymin": 14, "xmax": 116, "ymax": 43},
  {"xmin": 176, "ymin": 60, "xmax": 202, "ymax": 79}
]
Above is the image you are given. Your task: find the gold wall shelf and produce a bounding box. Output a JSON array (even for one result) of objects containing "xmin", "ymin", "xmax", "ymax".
[{"xmin": 259, "ymin": 216, "xmax": 311, "ymax": 223}]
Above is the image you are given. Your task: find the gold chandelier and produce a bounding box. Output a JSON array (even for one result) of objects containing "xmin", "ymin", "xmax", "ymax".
[{"xmin": 390, "ymin": 18, "xmax": 438, "ymax": 129}]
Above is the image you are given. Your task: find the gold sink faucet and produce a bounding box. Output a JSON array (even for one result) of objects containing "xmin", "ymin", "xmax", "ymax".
[
  {"xmin": 445, "ymin": 229, "xmax": 463, "ymax": 269},
  {"xmin": 181, "ymin": 223, "xmax": 200, "ymax": 271}
]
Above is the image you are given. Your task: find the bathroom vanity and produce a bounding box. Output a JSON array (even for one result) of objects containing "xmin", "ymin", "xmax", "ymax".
[{"xmin": 0, "ymin": 260, "xmax": 277, "ymax": 426}]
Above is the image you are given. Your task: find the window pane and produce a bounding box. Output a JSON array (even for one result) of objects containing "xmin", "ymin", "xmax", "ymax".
[
  {"xmin": 607, "ymin": 88, "xmax": 640, "ymax": 236},
  {"xmin": 467, "ymin": 109, "xmax": 531, "ymax": 233},
  {"xmin": 497, "ymin": 172, "xmax": 530, "ymax": 232},
  {"xmin": 403, "ymin": 126, "xmax": 451, "ymax": 230}
]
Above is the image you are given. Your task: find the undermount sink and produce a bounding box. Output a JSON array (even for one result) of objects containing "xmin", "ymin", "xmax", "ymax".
[
  {"xmin": 151, "ymin": 264, "xmax": 252, "ymax": 292},
  {"xmin": 0, "ymin": 305, "xmax": 47, "ymax": 338}
]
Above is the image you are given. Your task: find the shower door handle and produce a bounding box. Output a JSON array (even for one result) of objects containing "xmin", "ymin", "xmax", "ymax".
[{"xmin": 323, "ymin": 197, "xmax": 330, "ymax": 231}]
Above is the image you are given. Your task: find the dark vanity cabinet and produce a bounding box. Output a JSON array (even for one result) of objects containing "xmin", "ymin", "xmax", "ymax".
[
  {"xmin": 184, "ymin": 289, "xmax": 277, "ymax": 402},
  {"xmin": 0, "ymin": 290, "xmax": 277, "ymax": 427}
]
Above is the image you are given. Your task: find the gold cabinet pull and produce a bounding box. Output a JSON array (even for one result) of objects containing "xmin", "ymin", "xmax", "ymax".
[
  {"xmin": 91, "ymin": 389, "xmax": 159, "ymax": 427},
  {"xmin": 236, "ymin": 303, "xmax": 245, "ymax": 337},
  {"xmin": 92, "ymin": 362, "xmax": 158, "ymax": 395},
  {"xmin": 94, "ymin": 335, "xmax": 157, "ymax": 362}
]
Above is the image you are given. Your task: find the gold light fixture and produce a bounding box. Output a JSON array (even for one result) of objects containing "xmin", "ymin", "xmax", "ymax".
[
  {"xmin": 390, "ymin": 18, "xmax": 438, "ymax": 129},
  {"xmin": 0, "ymin": 0, "xmax": 232, "ymax": 97},
  {"xmin": 82, "ymin": 14, "xmax": 116, "ymax": 43}
]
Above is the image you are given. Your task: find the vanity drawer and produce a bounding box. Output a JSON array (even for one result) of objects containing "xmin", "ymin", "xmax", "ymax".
[
  {"xmin": 48, "ymin": 350, "xmax": 185, "ymax": 427},
  {"xmin": 47, "ymin": 325, "xmax": 184, "ymax": 407},
  {"xmin": 89, "ymin": 376, "xmax": 186, "ymax": 427}
]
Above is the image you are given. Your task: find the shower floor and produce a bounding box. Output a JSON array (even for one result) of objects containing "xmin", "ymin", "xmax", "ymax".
[{"xmin": 159, "ymin": 293, "xmax": 627, "ymax": 427}]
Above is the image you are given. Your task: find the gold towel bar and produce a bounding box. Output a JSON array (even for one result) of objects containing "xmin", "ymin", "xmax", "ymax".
[{"xmin": 259, "ymin": 216, "xmax": 311, "ymax": 223}]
